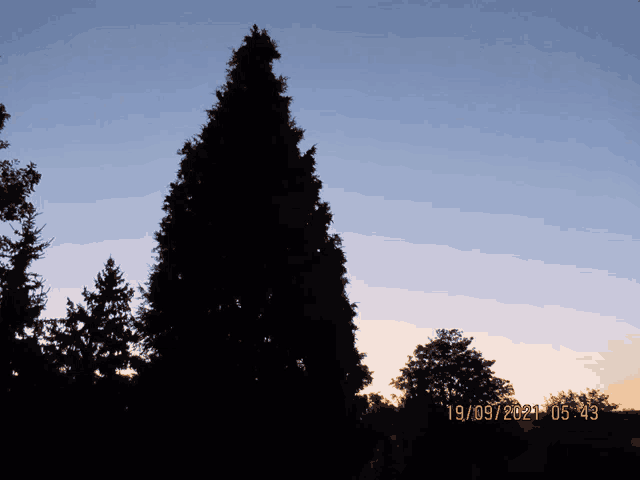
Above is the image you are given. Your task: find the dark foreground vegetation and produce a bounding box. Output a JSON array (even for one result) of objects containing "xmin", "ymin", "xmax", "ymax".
[
  {"xmin": 359, "ymin": 396, "xmax": 640, "ymax": 479},
  {"xmin": 2, "ymin": 26, "xmax": 638, "ymax": 479}
]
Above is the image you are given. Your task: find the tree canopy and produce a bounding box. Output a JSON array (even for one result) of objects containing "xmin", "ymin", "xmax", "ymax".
[
  {"xmin": 390, "ymin": 328, "xmax": 519, "ymax": 414},
  {"xmin": 381, "ymin": 329, "xmax": 530, "ymax": 479},
  {"xmin": 542, "ymin": 387, "xmax": 620, "ymax": 419}
]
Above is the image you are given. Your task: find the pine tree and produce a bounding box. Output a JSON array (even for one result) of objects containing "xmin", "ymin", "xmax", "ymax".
[
  {"xmin": 0, "ymin": 102, "xmax": 58, "ymax": 407},
  {"xmin": 131, "ymin": 24, "xmax": 378, "ymax": 478},
  {"xmin": 35, "ymin": 256, "xmax": 149, "ymax": 416},
  {"xmin": 77, "ymin": 255, "xmax": 146, "ymax": 385},
  {"xmin": 1, "ymin": 209, "xmax": 59, "ymax": 413}
]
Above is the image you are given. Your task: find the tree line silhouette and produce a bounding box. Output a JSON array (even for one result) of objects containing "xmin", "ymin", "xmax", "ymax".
[{"xmin": 2, "ymin": 26, "xmax": 638, "ymax": 479}]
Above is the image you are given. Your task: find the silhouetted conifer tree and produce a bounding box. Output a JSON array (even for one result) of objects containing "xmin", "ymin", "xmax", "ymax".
[
  {"xmin": 131, "ymin": 24, "xmax": 378, "ymax": 479},
  {"xmin": 0, "ymin": 103, "xmax": 59, "ymax": 409},
  {"xmin": 34, "ymin": 256, "xmax": 148, "ymax": 417},
  {"xmin": 1, "ymin": 210, "xmax": 59, "ymax": 415}
]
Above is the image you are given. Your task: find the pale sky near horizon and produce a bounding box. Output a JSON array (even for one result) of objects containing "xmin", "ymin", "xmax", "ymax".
[{"xmin": 2, "ymin": 0, "xmax": 639, "ymax": 411}]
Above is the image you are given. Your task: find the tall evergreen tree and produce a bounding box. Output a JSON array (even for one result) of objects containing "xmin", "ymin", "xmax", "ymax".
[
  {"xmin": 0, "ymin": 102, "xmax": 58, "ymax": 407},
  {"xmin": 131, "ymin": 24, "xmax": 378, "ymax": 478},
  {"xmin": 0, "ymin": 208, "xmax": 77, "ymax": 475},
  {"xmin": 1, "ymin": 209, "xmax": 59, "ymax": 412}
]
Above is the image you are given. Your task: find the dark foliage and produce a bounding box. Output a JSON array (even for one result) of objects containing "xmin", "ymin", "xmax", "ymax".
[
  {"xmin": 541, "ymin": 387, "xmax": 620, "ymax": 419},
  {"xmin": 0, "ymin": 104, "xmax": 120, "ymax": 471},
  {"xmin": 0, "ymin": 104, "xmax": 42, "ymax": 224},
  {"xmin": 390, "ymin": 328, "xmax": 519, "ymax": 411},
  {"xmin": 357, "ymin": 393, "xmax": 407, "ymax": 479},
  {"xmin": 395, "ymin": 404, "xmax": 529, "ymax": 479},
  {"xmin": 32, "ymin": 256, "xmax": 150, "ymax": 418},
  {"xmin": 1, "ymin": 101, "xmax": 67, "ymax": 467},
  {"xmin": 0, "ymin": 101, "xmax": 44, "ymax": 331},
  {"xmin": 351, "ymin": 338, "xmax": 640, "ymax": 477},
  {"xmin": 524, "ymin": 409, "xmax": 640, "ymax": 477},
  {"xmin": 1, "ymin": 210, "xmax": 70, "ymax": 425},
  {"xmin": 129, "ymin": 24, "xmax": 379, "ymax": 479},
  {"xmin": 355, "ymin": 330, "xmax": 531, "ymax": 479}
]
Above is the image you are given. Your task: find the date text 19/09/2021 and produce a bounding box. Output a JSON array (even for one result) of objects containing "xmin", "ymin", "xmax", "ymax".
[{"xmin": 447, "ymin": 404, "xmax": 602, "ymax": 422}]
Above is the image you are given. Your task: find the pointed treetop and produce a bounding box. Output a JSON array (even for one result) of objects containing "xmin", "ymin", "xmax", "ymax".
[{"xmin": 82, "ymin": 255, "xmax": 135, "ymax": 316}]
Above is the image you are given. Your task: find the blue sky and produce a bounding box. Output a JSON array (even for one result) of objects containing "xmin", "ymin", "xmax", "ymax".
[{"xmin": 2, "ymin": 0, "xmax": 640, "ymax": 410}]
